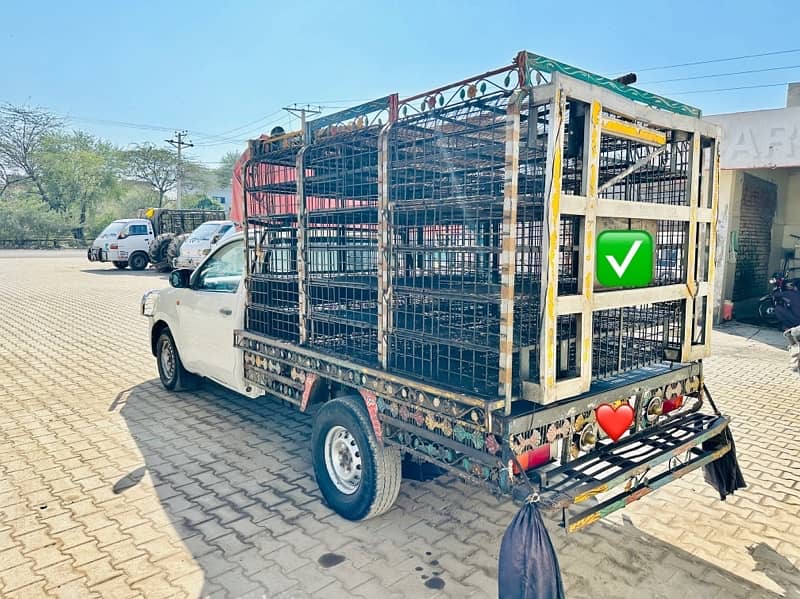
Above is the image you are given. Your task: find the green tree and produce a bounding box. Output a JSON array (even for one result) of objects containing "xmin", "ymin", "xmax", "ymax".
[
  {"xmin": 182, "ymin": 160, "xmax": 215, "ymax": 197},
  {"xmin": 214, "ymin": 150, "xmax": 239, "ymax": 188},
  {"xmin": 123, "ymin": 144, "xmax": 178, "ymax": 207},
  {"xmin": 0, "ymin": 195, "xmax": 70, "ymax": 242},
  {"xmin": 183, "ymin": 194, "xmax": 223, "ymax": 211},
  {"xmin": 37, "ymin": 131, "xmax": 121, "ymax": 240},
  {"xmin": 0, "ymin": 104, "xmax": 63, "ymax": 204}
]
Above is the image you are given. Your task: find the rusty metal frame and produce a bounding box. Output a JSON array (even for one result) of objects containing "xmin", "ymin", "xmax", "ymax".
[
  {"xmin": 529, "ymin": 73, "xmax": 720, "ymax": 404},
  {"xmin": 499, "ymin": 90, "xmax": 525, "ymax": 415},
  {"xmin": 376, "ymin": 121, "xmax": 394, "ymax": 370},
  {"xmin": 536, "ymin": 80, "xmax": 566, "ymax": 405},
  {"xmin": 295, "ymin": 146, "xmax": 309, "ymax": 344}
]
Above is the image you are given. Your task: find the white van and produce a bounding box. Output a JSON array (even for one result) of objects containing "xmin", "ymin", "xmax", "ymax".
[{"xmin": 87, "ymin": 219, "xmax": 153, "ymax": 270}]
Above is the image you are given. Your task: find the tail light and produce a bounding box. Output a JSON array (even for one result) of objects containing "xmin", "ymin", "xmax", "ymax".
[
  {"xmin": 110, "ymin": 243, "xmax": 118, "ymax": 249},
  {"xmin": 511, "ymin": 443, "xmax": 552, "ymax": 474},
  {"xmin": 661, "ymin": 395, "xmax": 684, "ymax": 415}
]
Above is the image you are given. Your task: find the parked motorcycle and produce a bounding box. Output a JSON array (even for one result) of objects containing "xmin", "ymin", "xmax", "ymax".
[{"xmin": 758, "ymin": 270, "xmax": 800, "ymax": 326}]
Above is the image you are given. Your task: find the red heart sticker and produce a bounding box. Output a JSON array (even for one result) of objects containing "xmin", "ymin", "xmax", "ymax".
[{"xmin": 595, "ymin": 403, "xmax": 634, "ymax": 442}]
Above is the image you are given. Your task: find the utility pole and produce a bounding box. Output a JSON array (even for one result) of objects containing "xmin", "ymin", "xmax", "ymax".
[
  {"xmin": 283, "ymin": 104, "xmax": 322, "ymax": 139},
  {"xmin": 166, "ymin": 130, "xmax": 193, "ymax": 209}
]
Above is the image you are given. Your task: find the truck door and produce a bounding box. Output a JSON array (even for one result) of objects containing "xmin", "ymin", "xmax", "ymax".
[
  {"xmin": 118, "ymin": 223, "xmax": 150, "ymax": 260},
  {"xmin": 178, "ymin": 240, "xmax": 244, "ymax": 386}
]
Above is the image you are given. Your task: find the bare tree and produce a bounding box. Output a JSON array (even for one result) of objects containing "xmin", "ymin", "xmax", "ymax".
[
  {"xmin": 124, "ymin": 144, "xmax": 178, "ymax": 207},
  {"xmin": 0, "ymin": 104, "xmax": 62, "ymax": 205}
]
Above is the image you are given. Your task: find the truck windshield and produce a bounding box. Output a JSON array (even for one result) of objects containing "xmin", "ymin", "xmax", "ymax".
[
  {"xmin": 99, "ymin": 222, "xmax": 126, "ymax": 237},
  {"xmin": 189, "ymin": 223, "xmax": 219, "ymax": 241}
]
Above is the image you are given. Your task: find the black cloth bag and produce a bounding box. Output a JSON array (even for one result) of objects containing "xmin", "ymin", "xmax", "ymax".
[
  {"xmin": 498, "ymin": 501, "xmax": 565, "ymax": 599},
  {"xmin": 702, "ymin": 426, "xmax": 746, "ymax": 500}
]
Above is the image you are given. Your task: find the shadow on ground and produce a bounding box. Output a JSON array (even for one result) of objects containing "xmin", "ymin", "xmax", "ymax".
[
  {"xmin": 716, "ymin": 320, "xmax": 788, "ymax": 350},
  {"xmin": 82, "ymin": 267, "xmax": 170, "ymax": 279},
  {"xmin": 115, "ymin": 380, "xmax": 785, "ymax": 598}
]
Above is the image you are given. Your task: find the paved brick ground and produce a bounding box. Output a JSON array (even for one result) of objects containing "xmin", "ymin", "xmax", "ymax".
[{"xmin": 1, "ymin": 250, "xmax": 799, "ymax": 598}]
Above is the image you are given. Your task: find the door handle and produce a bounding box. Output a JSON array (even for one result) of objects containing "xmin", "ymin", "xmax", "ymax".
[{"xmin": 219, "ymin": 308, "xmax": 233, "ymax": 316}]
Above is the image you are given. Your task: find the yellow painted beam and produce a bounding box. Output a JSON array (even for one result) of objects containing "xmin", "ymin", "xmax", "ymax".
[{"xmin": 601, "ymin": 116, "xmax": 667, "ymax": 146}]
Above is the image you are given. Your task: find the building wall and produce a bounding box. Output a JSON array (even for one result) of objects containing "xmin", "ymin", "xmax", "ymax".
[{"xmin": 715, "ymin": 167, "xmax": 800, "ymax": 319}]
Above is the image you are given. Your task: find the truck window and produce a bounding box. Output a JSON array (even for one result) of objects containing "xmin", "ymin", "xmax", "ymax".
[
  {"xmin": 194, "ymin": 242, "xmax": 243, "ymax": 293},
  {"xmin": 189, "ymin": 222, "xmax": 221, "ymax": 241},
  {"xmin": 99, "ymin": 222, "xmax": 126, "ymax": 237},
  {"xmin": 128, "ymin": 224, "xmax": 149, "ymax": 236}
]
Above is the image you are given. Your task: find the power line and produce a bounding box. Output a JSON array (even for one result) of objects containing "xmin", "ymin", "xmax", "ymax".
[
  {"xmin": 192, "ymin": 114, "xmax": 290, "ymax": 147},
  {"xmin": 644, "ymin": 63, "xmax": 800, "ymax": 84},
  {"xmin": 191, "ymin": 109, "xmax": 285, "ymax": 142},
  {"xmin": 669, "ymin": 81, "xmax": 792, "ymax": 95},
  {"xmin": 63, "ymin": 114, "xmax": 176, "ymax": 133},
  {"xmin": 612, "ymin": 47, "xmax": 800, "ymax": 74},
  {"xmin": 283, "ymin": 104, "xmax": 322, "ymax": 135}
]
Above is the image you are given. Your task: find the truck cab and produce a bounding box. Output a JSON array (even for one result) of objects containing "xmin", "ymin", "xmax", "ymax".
[
  {"xmin": 142, "ymin": 233, "xmax": 250, "ymax": 394},
  {"xmin": 88, "ymin": 218, "xmax": 153, "ymax": 270}
]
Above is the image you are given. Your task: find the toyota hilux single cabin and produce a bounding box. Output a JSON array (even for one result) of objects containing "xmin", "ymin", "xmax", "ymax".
[{"xmin": 142, "ymin": 51, "xmax": 737, "ymax": 529}]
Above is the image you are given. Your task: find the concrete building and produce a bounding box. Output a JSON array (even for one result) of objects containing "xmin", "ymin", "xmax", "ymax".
[{"xmin": 708, "ymin": 84, "xmax": 800, "ymax": 320}]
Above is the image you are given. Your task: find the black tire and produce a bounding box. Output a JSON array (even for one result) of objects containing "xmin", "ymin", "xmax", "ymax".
[
  {"xmin": 129, "ymin": 252, "xmax": 148, "ymax": 271},
  {"xmin": 149, "ymin": 233, "xmax": 175, "ymax": 272},
  {"xmin": 155, "ymin": 329, "xmax": 199, "ymax": 391},
  {"xmin": 112, "ymin": 261, "xmax": 128, "ymax": 269},
  {"xmin": 166, "ymin": 233, "xmax": 188, "ymax": 269},
  {"xmin": 311, "ymin": 395, "xmax": 401, "ymax": 521},
  {"xmin": 758, "ymin": 297, "xmax": 779, "ymax": 326}
]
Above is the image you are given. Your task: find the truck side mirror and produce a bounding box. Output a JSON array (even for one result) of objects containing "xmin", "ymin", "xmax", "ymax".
[
  {"xmin": 169, "ymin": 269, "xmax": 192, "ymax": 288},
  {"xmin": 211, "ymin": 234, "xmax": 220, "ymax": 244}
]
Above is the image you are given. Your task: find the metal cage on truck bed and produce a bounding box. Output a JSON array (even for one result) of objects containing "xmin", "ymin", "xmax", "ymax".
[
  {"xmin": 236, "ymin": 51, "xmax": 725, "ymax": 531},
  {"xmin": 242, "ymin": 52, "xmax": 719, "ymax": 408}
]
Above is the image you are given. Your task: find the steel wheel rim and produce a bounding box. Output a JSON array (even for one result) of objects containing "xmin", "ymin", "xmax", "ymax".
[
  {"xmin": 323, "ymin": 425, "xmax": 362, "ymax": 495},
  {"xmin": 160, "ymin": 338, "xmax": 176, "ymax": 381}
]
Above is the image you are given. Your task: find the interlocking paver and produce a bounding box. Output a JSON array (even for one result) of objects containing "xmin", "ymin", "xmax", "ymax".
[{"xmin": 2, "ymin": 250, "xmax": 800, "ymax": 599}]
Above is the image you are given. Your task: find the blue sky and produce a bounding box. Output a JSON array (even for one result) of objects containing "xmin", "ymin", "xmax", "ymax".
[{"xmin": 2, "ymin": 0, "xmax": 798, "ymax": 166}]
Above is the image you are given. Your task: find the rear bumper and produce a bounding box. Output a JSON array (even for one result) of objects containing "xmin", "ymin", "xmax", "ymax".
[
  {"xmin": 520, "ymin": 412, "xmax": 729, "ymax": 532},
  {"xmin": 88, "ymin": 247, "xmax": 127, "ymax": 262},
  {"xmin": 88, "ymin": 247, "xmax": 106, "ymax": 262}
]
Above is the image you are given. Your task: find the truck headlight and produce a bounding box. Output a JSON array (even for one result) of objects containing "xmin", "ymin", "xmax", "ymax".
[
  {"xmin": 201, "ymin": 248, "xmax": 210, "ymax": 256},
  {"xmin": 141, "ymin": 290, "xmax": 159, "ymax": 316}
]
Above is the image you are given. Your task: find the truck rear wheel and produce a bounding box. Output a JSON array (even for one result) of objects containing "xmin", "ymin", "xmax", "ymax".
[
  {"xmin": 156, "ymin": 329, "xmax": 199, "ymax": 391},
  {"xmin": 166, "ymin": 233, "xmax": 188, "ymax": 269},
  {"xmin": 311, "ymin": 396, "xmax": 401, "ymax": 521},
  {"xmin": 149, "ymin": 233, "xmax": 175, "ymax": 272}
]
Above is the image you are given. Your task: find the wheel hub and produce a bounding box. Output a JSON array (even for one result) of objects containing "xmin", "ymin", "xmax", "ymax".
[{"xmin": 324, "ymin": 425, "xmax": 362, "ymax": 495}]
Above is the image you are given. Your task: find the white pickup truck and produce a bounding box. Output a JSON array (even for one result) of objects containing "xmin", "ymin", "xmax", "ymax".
[{"xmin": 141, "ymin": 232, "xmax": 253, "ymax": 395}]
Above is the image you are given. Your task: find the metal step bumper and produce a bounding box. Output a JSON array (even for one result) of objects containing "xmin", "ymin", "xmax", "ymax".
[{"xmin": 526, "ymin": 412, "xmax": 730, "ymax": 533}]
